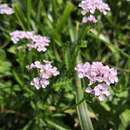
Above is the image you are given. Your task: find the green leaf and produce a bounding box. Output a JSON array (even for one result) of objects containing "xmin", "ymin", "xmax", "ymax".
[
  {"xmin": 119, "ymin": 109, "xmax": 130, "ymax": 130},
  {"xmin": 8, "ymin": 46, "xmax": 17, "ymax": 54},
  {"xmin": 12, "ymin": 70, "xmax": 23, "ymax": 86},
  {"xmin": 12, "ymin": 2, "xmax": 26, "ymax": 30},
  {"xmin": 26, "ymin": 0, "xmax": 32, "ymax": 29},
  {"xmin": 0, "ymin": 60, "xmax": 11, "ymax": 76},
  {"xmin": 89, "ymin": 29, "xmax": 120, "ymax": 62},
  {"xmin": 0, "ymin": 49, "xmax": 6, "ymax": 60},
  {"xmin": 53, "ymin": 78, "xmax": 72, "ymax": 92},
  {"xmin": 22, "ymin": 120, "xmax": 33, "ymax": 130},
  {"xmin": 46, "ymin": 118, "xmax": 71, "ymax": 130},
  {"xmin": 75, "ymin": 54, "xmax": 94, "ymax": 130},
  {"xmin": 56, "ymin": 2, "xmax": 74, "ymax": 32}
]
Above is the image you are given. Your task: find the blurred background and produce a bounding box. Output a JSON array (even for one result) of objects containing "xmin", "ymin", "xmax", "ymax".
[{"xmin": 0, "ymin": 0, "xmax": 130, "ymax": 130}]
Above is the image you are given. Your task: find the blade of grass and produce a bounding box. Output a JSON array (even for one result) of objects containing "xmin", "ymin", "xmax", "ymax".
[
  {"xmin": 12, "ymin": 70, "xmax": 23, "ymax": 86},
  {"xmin": 12, "ymin": 3, "xmax": 26, "ymax": 30},
  {"xmin": 89, "ymin": 29, "xmax": 130, "ymax": 59},
  {"xmin": 75, "ymin": 53, "xmax": 94, "ymax": 130},
  {"xmin": 45, "ymin": 119, "xmax": 71, "ymax": 130},
  {"xmin": 36, "ymin": 0, "xmax": 44, "ymax": 23},
  {"xmin": 26, "ymin": 0, "xmax": 32, "ymax": 29},
  {"xmin": 56, "ymin": 1, "xmax": 74, "ymax": 32}
]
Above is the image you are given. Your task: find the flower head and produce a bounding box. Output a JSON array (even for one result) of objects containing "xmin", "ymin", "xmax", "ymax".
[
  {"xmin": 79, "ymin": 0, "xmax": 110, "ymax": 23},
  {"xmin": 27, "ymin": 60, "xmax": 59, "ymax": 89},
  {"xmin": 76, "ymin": 61, "xmax": 118, "ymax": 85},
  {"xmin": 0, "ymin": 4, "xmax": 14, "ymax": 15},
  {"xmin": 27, "ymin": 35, "xmax": 50, "ymax": 52},
  {"xmin": 10, "ymin": 31, "xmax": 34, "ymax": 44},
  {"xmin": 10, "ymin": 30, "xmax": 50, "ymax": 52},
  {"xmin": 75, "ymin": 61, "xmax": 118, "ymax": 101}
]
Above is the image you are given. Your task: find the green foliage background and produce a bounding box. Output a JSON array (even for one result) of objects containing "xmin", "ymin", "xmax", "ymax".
[{"xmin": 0, "ymin": 0, "xmax": 130, "ymax": 130}]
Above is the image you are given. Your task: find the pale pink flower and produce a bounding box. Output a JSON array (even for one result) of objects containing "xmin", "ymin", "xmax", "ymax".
[
  {"xmin": 27, "ymin": 60, "xmax": 59, "ymax": 89},
  {"xmin": 75, "ymin": 61, "xmax": 118, "ymax": 101},
  {"xmin": 94, "ymin": 84, "xmax": 110, "ymax": 100},
  {"xmin": 79, "ymin": 0, "xmax": 110, "ymax": 23},
  {"xmin": 79, "ymin": 0, "xmax": 110, "ymax": 15},
  {"xmin": 85, "ymin": 87, "xmax": 94, "ymax": 94},
  {"xmin": 103, "ymin": 66, "xmax": 118, "ymax": 85},
  {"xmin": 86, "ymin": 83, "xmax": 110, "ymax": 101},
  {"xmin": 10, "ymin": 30, "xmax": 50, "ymax": 52},
  {"xmin": 0, "ymin": 4, "xmax": 14, "ymax": 15},
  {"xmin": 26, "ymin": 61, "xmax": 43, "ymax": 70},
  {"xmin": 82, "ymin": 15, "xmax": 97, "ymax": 23},
  {"xmin": 10, "ymin": 31, "xmax": 34, "ymax": 44},
  {"xmin": 75, "ymin": 62, "xmax": 90, "ymax": 78},
  {"xmin": 31, "ymin": 77, "xmax": 49, "ymax": 90},
  {"xmin": 28, "ymin": 35, "xmax": 50, "ymax": 52},
  {"xmin": 76, "ymin": 61, "xmax": 118, "ymax": 85}
]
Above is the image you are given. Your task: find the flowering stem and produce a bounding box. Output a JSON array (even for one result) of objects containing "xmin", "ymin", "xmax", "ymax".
[{"xmin": 75, "ymin": 53, "xmax": 94, "ymax": 130}]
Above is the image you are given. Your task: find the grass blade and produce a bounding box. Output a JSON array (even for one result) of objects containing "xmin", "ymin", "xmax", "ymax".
[
  {"xmin": 75, "ymin": 54, "xmax": 94, "ymax": 130},
  {"xmin": 46, "ymin": 119, "xmax": 71, "ymax": 130},
  {"xmin": 56, "ymin": 2, "xmax": 74, "ymax": 32}
]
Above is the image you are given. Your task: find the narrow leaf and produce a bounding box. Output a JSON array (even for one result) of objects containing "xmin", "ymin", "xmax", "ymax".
[
  {"xmin": 46, "ymin": 119, "xmax": 71, "ymax": 130},
  {"xmin": 56, "ymin": 2, "xmax": 74, "ymax": 32},
  {"xmin": 75, "ymin": 54, "xmax": 94, "ymax": 130}
]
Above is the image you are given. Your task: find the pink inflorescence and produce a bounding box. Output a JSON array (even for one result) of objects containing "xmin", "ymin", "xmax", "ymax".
[
  {"xmin": 10, "ymin": 30, "xmax": 50, "ymax": 52},
  {"xmin": 79, "ymin": 0, "xmax": 110, "ymax": 23},
  {"xmin": 10, "ymin": 31, "xmax": 34, "ymax": 43},
  {"xmin": 27, "ymin": 35, "xmax": 50, "ymax": 52},
  {"xmin": 75, "ymin": 61, "xmax": 118, "ymax": 101},
  {"xmin": 0, "ymin": 4, "xmax": 14, "ymax": 15},
  {"xmin": 27, "ymin": 60, "xmax": 59, "ymax": 90}
]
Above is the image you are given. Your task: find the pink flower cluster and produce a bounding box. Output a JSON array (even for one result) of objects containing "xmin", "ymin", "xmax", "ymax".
[
  {"xmin": 27, "ymin": 35, "xmax": 50, "ymax": 52},
  {"xmin": 10, "ymin": 31, "xmax": 34, "ymax": 43},
  {"xmin": 27, "ymin": 60, "xmax": 59, "ymax": 89},
  {"xmin": 0, "ymin": 4, "xmax": 14, "ymax": 15},
  {"xmin": 75, "ymin": 62, "xmax": 118, "ymax": 101},
  {"xmin": 10, "ymin": 30, "xmax": 50, "ymax": 52},
  {"xmin": 10, "ymin": 31, "xmax": 59, "ymax": 89},
  {"xmin": 79, "ymin": 0, "xmax": 110, "ymax": 23}
]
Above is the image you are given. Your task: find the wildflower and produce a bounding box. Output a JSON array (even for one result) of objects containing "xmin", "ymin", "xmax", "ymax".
[
  {"xmin": 26, "ymin": 61, "xmax": 43, "ymax": 70},
  {"xmin": 30, "ymin": 77, "xmax": 49, "ymax": 90},
  {"xmin": 79, "ymin": 0, "xmax": 110, "ymax": 23},
  {"xmin": 0, "ymin": 4, "xmax": 14, "ymax": 15},
  {"xmin": 10, "ymin": 30, "xmax": 50, "ymax": 52},
  {"xmin": 10, "ymin": 31, "xmax": 34, "ymax": 44},
  {"xmin": 27, "ymin": 60, "xmax": 59, "ymax": 89},
  {"xmin": 75, "ymin": 61, "xmax": 118, "ymax": 101},
  {"xmin": 75, "ymin": 62, "xmax": 90, "ymax": 78},
  {"xmin": 75, "ymin": 61, "xmax": 118, "ymax": 85},
  {"xmin": 86, "ymin": 83, "xmax": 110, "ymax": 101},
  {"xmin": 27, "ymin": 35, "xmax": 50, "ymax": 52}
]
